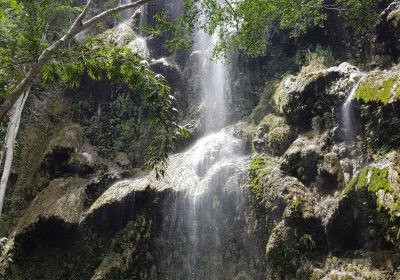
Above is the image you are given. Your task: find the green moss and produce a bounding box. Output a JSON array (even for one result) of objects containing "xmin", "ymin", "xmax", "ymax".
[
  {"xmin": 249, "ymin": 156, "xmax": 267, "ymax": 200},
  {"xmin": 261, "ymin": 114, "xmax": 286, "ymax": 130},
  {"xmin": 368, "ymin": 167, "xmax": 393, "ymax": 192},
  {"xmin": 250, "ymin": 80, "xmax": 279, "ymax": 124},
  {"xmin": 390, "ymin": 199, "xmax": 400, "ymax": 216},
  {"xmin": 355, "ymin": 74, "xmax": 399, "ymax": 104},
  {"xmin": 344, "ymin": 167, "xmax": 393, "ymax": 193},
  {"xmin": 289, "ymin": 195, "xmax": 304, "ymax": 210},
  {"xmin": 249, "ymin": 155, "xmax": 266, "ymax": 172}
]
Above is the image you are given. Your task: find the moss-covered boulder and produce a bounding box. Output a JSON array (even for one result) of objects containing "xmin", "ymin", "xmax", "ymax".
[
  {"xmin": 355, "ymin": 69, "xmax": 400, "ymax": 104},
  {"xmin": 281, "ymin": 136, "xmax": 324, "ymax": 185},
  {"xmin": 273, "ymin": 62, "xmax": 361, "ymax": 130},
  {"xmin": 345, "ymin": 152, "xmax": 400, "ymax": 220},
  {"xmin": 354, "ymin": 68, "xmax": 400, "ymax": 151},
  {"xmin": 253, "ymin": 114, "xmax": 294, "ymax": 156},
  {"xmin": 324, "ymin": 152, "xmax": 400, "ymax": 251}
]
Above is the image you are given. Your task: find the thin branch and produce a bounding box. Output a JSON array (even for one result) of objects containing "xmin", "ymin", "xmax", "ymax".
[
  {"xmin": 223, "ymin": 0, "xmax": 240, "ymax": 31},
  {"xmin": 81, "ymin": 0, "xmax": 153, "ymax": 30},
  {"xmin": 0, "ymin": 0, "xmax": 153, "ymax": 121}
]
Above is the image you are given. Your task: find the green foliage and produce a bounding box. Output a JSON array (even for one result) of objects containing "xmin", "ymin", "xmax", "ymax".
[
  {"xmin": 0, "ymin": 0, "xmax": 81, "ymax": 101},
  {"xmin": 0, "ymin": 0, "xmax": 186, "ymax": 174},
  {"xmin": 299, "ymin": 233, "xmax": 316, "ymax": 251},
  {"xmin": 145, "ymin": 0, "xmax": 379, "ymax": 58},
  {"xmin": 304, "ymin": 45, "xmax": 335, "ymax": 67},
  {"xmin": 336, "ymin": 0, "xmax": 379, "ymax": 34},
  {"xmin": 40, "ymin": 38, "xmax": 181, "ymax": 174}
]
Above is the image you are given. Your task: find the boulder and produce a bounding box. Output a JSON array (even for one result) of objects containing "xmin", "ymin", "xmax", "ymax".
[
  {"xmin": 317, "ymin": 152, "xmax": 345, "ymax": 190},
  {"xmin": 41, "ymin": 124, "xmax": 96, "ymax": 178},
  {"xmin": 325, "ymin": 152, "xmax": 400, "ymax": 251},
  {"xmin": 281, "ymin": 136, "xmax": 324, "ymax": 185},
  {"xmin": 376, "ymin": 1, "xmax": 400, "ymax": 60},
  {"xmin": 273, "ymin": 62, "xmax": 361, "ymax": 130},
  {"xmin": 253, "ymin": 114, "xmax": 294, "ymax": 156},
  {"xmin": 355, "ymin": 68, "xmax": 400, "ymax": 104}
]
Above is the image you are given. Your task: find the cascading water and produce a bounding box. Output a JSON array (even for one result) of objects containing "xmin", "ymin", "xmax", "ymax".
[
  {"xmin": 119, "ymin": 0, "xmax": 135, "ymax": 21},
  {"xmin": 195, "ymin": 31, "xmax": 228, "ymax": 132},
  {"xmin": 150, "ymin": 23, "xmax": 262, "ymax": 280},
  {"xmin": 96, "ymin": 2, "xmax": 262, "ymax": 278},
  {"xmin": 96, "ymin": 1, "xmax": 263, "ymax": 278},
  {"xmin": 341, "ymin": 73, "xmax": 365, "ymax": 142}
]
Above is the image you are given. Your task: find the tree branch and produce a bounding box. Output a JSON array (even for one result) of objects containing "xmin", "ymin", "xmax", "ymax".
[
  {"xmin": 222, "ymin": 0, "xmax": 240, "ymax": 32},
  {"xmin": 0, "ymin": 0, "xmax": 153, "ymax": 121}
]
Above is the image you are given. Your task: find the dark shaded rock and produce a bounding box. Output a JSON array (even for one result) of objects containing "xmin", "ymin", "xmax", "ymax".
[
  {"xmin": 325, "ymin": 189, "xmax": 373, "ymax": 251},
  {"xmin": 274, "ymin": 62, "xmax": 361, "ymax": 130},
  {"xmin": 150, "ymin": 57, "xmax": 182, "ymax": 89},
  {"xmin": 281, "ymin": 137, "xmax": 324, "ymax": 185},
  {"xmin": 317, "ymin": 152, "xmax": 344, "ymax": 190},
  {"xmin": 253, "ymin": 114, "xmax": 295, "ymax": 156},
  {"xmin": 376, "ymin": 1, "xmax": 400, "ymax": 61}
]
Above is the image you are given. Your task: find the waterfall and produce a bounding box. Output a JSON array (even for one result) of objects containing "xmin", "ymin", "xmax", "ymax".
[
  {"xmin": 119, "ymin": 0, "xmax": 135, "ymax": 21},
  {"xmin": 195, "ymin": 31, "xmax": 228, "ymax": 132},
  {"xmin": 341, "ymin": 74, "xmax": 365, "ymax": 142},
  {"xmin": 94, "ymin": 2, "xmax": 263, "ymax": 277}
]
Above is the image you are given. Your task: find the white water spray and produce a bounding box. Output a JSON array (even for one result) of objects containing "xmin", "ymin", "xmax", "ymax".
[
  {"xmin": 341, "ymin": 73, "xmax": 365, "ymax": 142},
  {"xmin": 195, "ymin": 31, "xmax": 228, "ymax": 132}
]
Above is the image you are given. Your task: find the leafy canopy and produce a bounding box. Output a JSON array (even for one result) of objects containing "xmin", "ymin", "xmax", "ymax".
[
  {"xmin": 146, "ymin": 0, "xmax": 380, "ymax": 58},
  {"xmin": 0, "ymin": 0, "xmax": 189, "ymax": 173}
]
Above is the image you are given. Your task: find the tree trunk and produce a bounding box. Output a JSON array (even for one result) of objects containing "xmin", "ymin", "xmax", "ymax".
[{"xmin": 0, "ymin": 90, "xmax": 29, "ymax": 215}]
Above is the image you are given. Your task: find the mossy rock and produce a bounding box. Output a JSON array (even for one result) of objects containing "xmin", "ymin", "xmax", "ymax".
[
  {"xmin": 46, "ymin": 123, "xmax": 86, "ymax": 154},
  {"xmin": 345, "ymin": 153, "xmax": 400, "ymax": 218},
  {"xmin": 15, "ymin": 177, "xmax": 89, "ymax": 235},
  {"xmin": 253, "ymin": 114, "xmax": 294, "ymax": 156},
  {"xmin": 265, "ymin": 221, "xmax": 298, "ymax": 273},
  {"xmin": 273, "ymin": 62, "xmax": 359, "ymax": 130},
  {"xmin": 281, "ymin": 136, "xmax": 324, "ymax": 185},
  {"xmin": 355, "ymin": 70, "xmax": 400, "ymax": 104},
  {"xmin": 338, "ymin": 153, "xmax": 400, "ymax": 248},
  {"xmin": 317, "ymin": 152, "xmax": 344, "ymax": 190}
]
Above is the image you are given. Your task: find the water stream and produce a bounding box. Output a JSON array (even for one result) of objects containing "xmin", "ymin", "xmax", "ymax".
[
  {"xmin": 108, "ymin": 2, "xmax": 263, "ymax": 278},
  {"xmin": 151, "ymin": 21, "xmax": 260, "ymax": 280},
  {"xmin": 341, "ymin": 74, "xmax": 365, "ymax": 142}
]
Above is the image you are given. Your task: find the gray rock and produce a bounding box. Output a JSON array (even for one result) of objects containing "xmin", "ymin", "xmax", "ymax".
[
  {"xmin": 318, "ymin": 152, "xmax": 344, "ymax": 190},
  {"xmin": 273, "ymin": 62, "xmax": 360, "ymax": 130},
  {"xmin": 281, "ymin": 136, "xmax": 324, "ymax": 184},
  {"xmin": 376, "ymin": 1, "xmax": 400, "ymax": 60}
]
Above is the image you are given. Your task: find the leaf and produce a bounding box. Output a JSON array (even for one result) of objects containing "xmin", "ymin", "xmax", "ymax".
[{"xmin": 178, "ymin": 126, "xmax": 191, "ymax": 139}]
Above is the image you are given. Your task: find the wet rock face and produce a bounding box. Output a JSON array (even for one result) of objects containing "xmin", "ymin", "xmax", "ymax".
[
  {"xmin": 274, "ymin": 62, "xmax": 359, "ymax": 130},
  {"xmin": 317, "ymin": 153, "xmax": 344, "ymax": 190},
  {"xmin": 354, "ymin": 67, "xmax": 400, "ymax": 150},
  {"xmin": 1, "ymin": 131, "xmax": 264, "ymax": 280},
  {"xmin": 376, "ymin": 1, "xmax": 400, "ymax": 61},
  {"xmin": 281, "ymin": 137, "xmax": 323, "ymax": 185},
  {"xmin": 41, "ymin": 124, "xmax": 96, "ymax": 179},
  {"xmin": 246, "ymin": 55, "xmax": 400, "ymax": 278},
  {"xmin": 253, "ymin": 114, "xmax": 294, "ymax": 156}
]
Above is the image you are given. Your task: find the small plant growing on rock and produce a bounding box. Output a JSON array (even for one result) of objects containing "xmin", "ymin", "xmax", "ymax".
[{"xmin": 300, "ymin": 233, "xmax": 316, "ymax": 251}]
